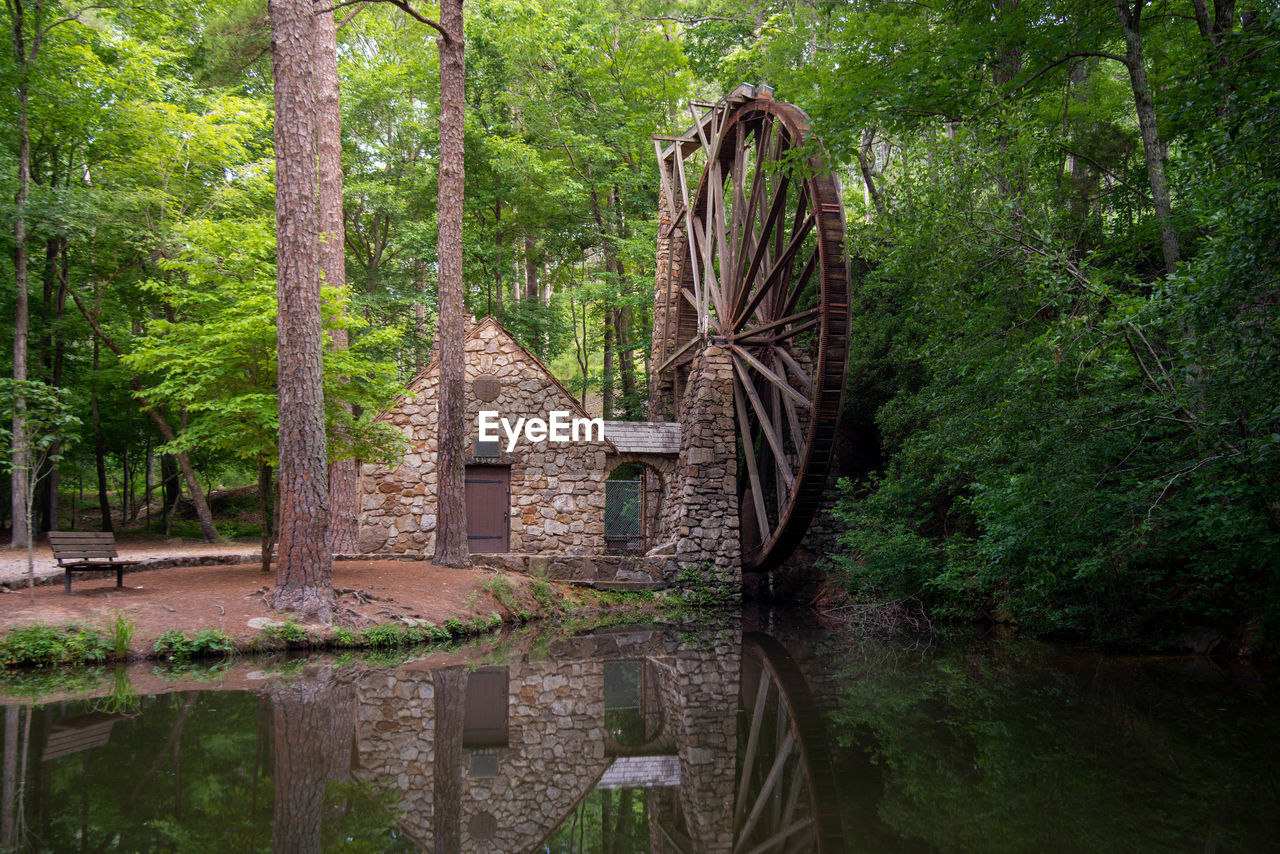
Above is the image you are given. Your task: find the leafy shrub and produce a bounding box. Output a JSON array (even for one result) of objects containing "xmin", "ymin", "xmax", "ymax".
[
  {"xmin": 154, "ymin": 628, "xmax": 235, "ymax": 662},
  {"xmin": 260, "ymin": 620, "xmax": 307, "ymax": 647},
  {"xmin": 0, "ymin": 624, "xmax": 109, "ymax": 667}
]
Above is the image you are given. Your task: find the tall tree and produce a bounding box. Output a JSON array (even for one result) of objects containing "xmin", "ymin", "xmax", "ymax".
[
  {"xmin": 317, "ymin": 4, "xmax": 359, "ymax": 554},
  {"xmin": 7, "ymin": 0, "xmax": 41, "ymax": 548},
  {"xmin": 269, "ymin": 0, "xmax": 333, "ymax": 620},
  {"xmin": 434, "ymin": 0, "xmax": 467, "ymax": 567}
]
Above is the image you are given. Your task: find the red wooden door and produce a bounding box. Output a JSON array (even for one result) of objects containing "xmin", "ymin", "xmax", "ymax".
[{"xmin": 465, "ymin": 465, "xmax": 510, "ymax": 553}]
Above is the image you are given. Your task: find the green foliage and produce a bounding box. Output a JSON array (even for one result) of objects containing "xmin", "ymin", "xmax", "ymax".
[
  {"xmin": 107, "ymin": 611, "xmax": 137, "ymax": 659},
  {"xmin": 673, "ymin": 563, "xmax": 735, "ymax": 610},
  {"xmin": 0, "ymin": 623, "xmax": 110, "ymax": 667},
  {"xmin": 153, "ymin": 628, "xmax": 236, "ymax": 662},
  {"xmin": 259, "ymin": 620, "xmax": 308, "ymax": 648},
  {"xmin": 481, "ymin": 571, "xmax": 520, "ymax": 613},
  {"xmin": 529, "ymin": 576, "xmax": 565, "ymax": 614}
]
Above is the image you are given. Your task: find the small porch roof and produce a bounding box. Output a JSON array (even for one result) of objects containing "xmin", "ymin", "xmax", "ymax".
[{"xmin": 602, "ymin": 421, "xmax": 681, "ymax": 455}]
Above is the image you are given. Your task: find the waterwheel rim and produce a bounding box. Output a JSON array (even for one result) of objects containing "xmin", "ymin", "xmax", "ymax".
[{"xmin": 674, "ymin": 97, "xmax": 850, "ymax": 573}]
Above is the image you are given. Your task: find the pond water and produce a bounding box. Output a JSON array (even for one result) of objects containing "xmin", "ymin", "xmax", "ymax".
[{"xmin": 0, "ymin": 612, "xmax": 1276, "ymax": 853}]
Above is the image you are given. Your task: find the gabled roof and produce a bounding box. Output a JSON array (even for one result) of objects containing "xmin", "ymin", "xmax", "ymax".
[{"xmin": 389, "ymin": 317, "xmax": 618, "ymax": 451}]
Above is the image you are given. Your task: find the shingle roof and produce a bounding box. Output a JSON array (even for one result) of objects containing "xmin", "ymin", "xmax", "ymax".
[{"xmin": 602, "ymin": 421, "xmax": 681, "ymax": 455}]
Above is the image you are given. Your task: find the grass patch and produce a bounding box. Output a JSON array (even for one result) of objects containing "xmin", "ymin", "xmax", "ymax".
[{"xmin": 108, "ymin": 611, "xmax": 137, "ymax": 659}]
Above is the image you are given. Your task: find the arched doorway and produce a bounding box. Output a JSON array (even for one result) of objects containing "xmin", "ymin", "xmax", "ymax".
[{"xmin": 605, "ymin": 462, "xmax": 664, "ymax": 555}]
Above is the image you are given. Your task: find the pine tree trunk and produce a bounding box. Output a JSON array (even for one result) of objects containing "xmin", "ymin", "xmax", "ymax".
[
  {"xmin": 259, "ymin": 456, "xmax": 275, "ymax": 573},
  {"xmin": 602, "ymin": 319, "xmax": 615, "ymax": 418},
  {"xmin": 524, "ymin": 233, "xmax": 539, "ymax": 301},
  {"xmin": 91, "ymin": 341, "xmax": 113, "ymax": 533},
  {"xmin": 9, "ymin": 7, "xmax": 30, "ymax": 550},
  {"xmin": 317, "ymin": 5, "xmax": 359, "ymax": 556},
  {"xmin": 493, "ymin": 200, "xmax": 504, "ymax": 318},
  {"xmin": 269, "ymin": 0, "xmax": 333, "ymax": 619},
  {"xmin": 433, "ymin": 0, "xmax": 469, "ymax": 568},
  {"xmin": 1116, "ymin": 0, "xmax": 1180, "ymax": 274}
]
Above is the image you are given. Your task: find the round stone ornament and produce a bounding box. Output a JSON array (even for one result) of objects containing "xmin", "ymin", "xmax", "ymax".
[{"xmin": 473, "ymin": 374, "xmax": 501, "ymax": 401}]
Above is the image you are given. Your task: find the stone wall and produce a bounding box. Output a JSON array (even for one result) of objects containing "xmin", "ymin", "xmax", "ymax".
[
  {"xmin": 661, "ymin": 344, "xmax": 741, "ymax": 592},
  {"xmin": 357, "ymin": 319, "xmax": 613, "ymax": 556}
]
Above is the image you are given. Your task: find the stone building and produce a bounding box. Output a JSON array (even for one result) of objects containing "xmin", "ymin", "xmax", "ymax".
[{"xmin": 356, "ymin": 319, "xmax": 683, "ymax": 565}]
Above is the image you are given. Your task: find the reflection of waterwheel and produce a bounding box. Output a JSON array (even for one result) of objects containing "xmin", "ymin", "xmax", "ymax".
[
  {"xmin": 657, "ymin": 87, "xmax": 850, "ymax": 573},
  {"xmin": 734, "ymin": 633, "xmax": 843, "ymax": 853}
]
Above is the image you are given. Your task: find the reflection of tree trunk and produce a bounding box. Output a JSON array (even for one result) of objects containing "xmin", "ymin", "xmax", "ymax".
[
  {"xmin": 432, "ymin": 668, "xmax": 466, "ymax": 851},
  {"xmin": 125, "ymin": 695, "xmax": 196, "ymax": 815},
  {"xmin": 2, "ymin": 706, "xmax": 17, "ymax": 850},
  {"xmin": 615, "ymin": 787, "xmax": 634, "ymax": 852},
  {"xmin": 271, "ymin": 668, "xmax": 356, "ymax": 854}
]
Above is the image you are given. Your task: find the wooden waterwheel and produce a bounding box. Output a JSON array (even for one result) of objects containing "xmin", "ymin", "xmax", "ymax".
[{"xmin": 654, "ymin": 86, "xmax": 850, "ymax": 573}]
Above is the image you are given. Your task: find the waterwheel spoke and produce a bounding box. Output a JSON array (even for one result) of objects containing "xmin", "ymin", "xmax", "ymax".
[
  {"xmin": 735, "ymin": 118, "xmax": 772, "ymax": 288},
  {"xmin": 773, "ymin": 346, "xmax": 815, "ymax": 395},
  {"xmin": 734, "ymin": 213, "xmax": 814, "ymax": 330},
  {"xmin": 776, "ymin": 358, "xmax": 806, "ymax": 450},
  {"xmin": 740, "ymin": 817, "xmax": 815, "ymax": 854},
  {"xmin": 729, "ymin": 344, "xmax": 811, "ymax": 411},
  {"xmin": 734, "ymin": 669, "xmax": 773, "ymax": 829},
  {"xmin": 728, "ymin": 307, "xmax": 820, "ymax": 343},
  {"xmin": 734, "ymin": 730, "xmax": 796, "ymax": 852},
  {"xmin": 734, "ymin": 376, "xmax": 772, "ymax": 545},
  {"xmin": 781, "ymin": 246, "xmax": 819, "ymax": 319},
  {"xmin": 731, "ymin": 356, "xmax": 796, "ymax": 491}
]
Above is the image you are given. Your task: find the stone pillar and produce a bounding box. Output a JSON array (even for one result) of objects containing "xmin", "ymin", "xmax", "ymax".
[
  {"xmin": 649, "ymin": 205, "xmax": 680, "ymax": 421},
  {"xmin": 667, "ymin": 344, "xmax": 740, "ymax": 594}
]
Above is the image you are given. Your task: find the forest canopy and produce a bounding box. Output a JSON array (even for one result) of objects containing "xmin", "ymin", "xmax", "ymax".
[{"xmin": 1, "ymin": 0, "xmax": 1277, "ymax": 649}]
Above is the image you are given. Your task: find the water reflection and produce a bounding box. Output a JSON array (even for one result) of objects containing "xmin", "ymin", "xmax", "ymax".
[{"xmin": 1, "ymin": 620, "xmax": 1277, "ymax": 853}]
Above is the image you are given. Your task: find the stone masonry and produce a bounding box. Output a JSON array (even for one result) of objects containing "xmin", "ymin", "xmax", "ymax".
[
  {"xmin": 357, "ymin": 318, "xmax": 617, "ymax": 556},
  {"xmin": 660, "ymin": 343, "xmax": 741, "ymax": 592}
]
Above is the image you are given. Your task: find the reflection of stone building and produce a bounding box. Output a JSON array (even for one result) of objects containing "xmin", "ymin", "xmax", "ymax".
[{"xmin": 350, "ymin": 626, "xmax": 741, "ymax": 853}]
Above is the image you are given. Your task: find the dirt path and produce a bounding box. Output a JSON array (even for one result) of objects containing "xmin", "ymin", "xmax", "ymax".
[
  {"xmin": 0, "ymin": 558, "xmax": 564, "ymax": 655},
  {"xmin": 0, "ymin": 538, "xmax": 261, "ymax": 587}
]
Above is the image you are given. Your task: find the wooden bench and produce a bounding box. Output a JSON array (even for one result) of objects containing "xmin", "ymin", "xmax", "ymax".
[{"xmin": 48, "ymin": 531, "xmax": 141, "ymax": 593}]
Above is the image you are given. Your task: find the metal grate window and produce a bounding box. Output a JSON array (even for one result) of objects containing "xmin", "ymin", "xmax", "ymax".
[{"xmin": 605, "ymin": 479, "xmax": 645, "ymax": 555}]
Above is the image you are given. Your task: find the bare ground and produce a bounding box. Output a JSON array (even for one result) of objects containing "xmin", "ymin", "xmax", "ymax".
[{"xmin": 0, "ymin": 557, "xmax": 585, "ymax": 657}]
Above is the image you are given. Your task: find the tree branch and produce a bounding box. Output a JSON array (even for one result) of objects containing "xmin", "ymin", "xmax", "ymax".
[
  {"xmin": 320, "ymin": 0, "xmax": 450, "ymax": 40},
  {"xmin": 1056, "ymin": 142, "xmax": 1153, "ymax": 202}
]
